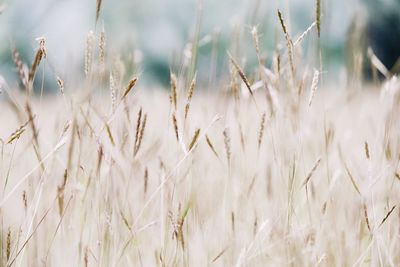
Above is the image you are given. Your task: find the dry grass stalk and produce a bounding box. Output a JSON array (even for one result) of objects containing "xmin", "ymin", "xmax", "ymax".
[
  {"xmin": 109, "ymin": 72, "xmax": 117, "ymax": 111},
  {"xmin": 238, "ymin": 123, "xmax": 245, "ymax": 152},
  {"xmin": 28, "ymin": 37, "xmax": 46, "ymax": 84},
  {"xmin": 251, "ymin": 26, "xmax": 261, "ymax": 63},
  {"xmin": 134, "ymin": 108, "xmax": 143, "ymax": 147},
  {"xmin": 316, "ymin": 0, "xmax": 321, "ymax": 37},
  {"xmin": 363, "ymin": 203, "xmax": 371, "ymax": 233},
  {"xmin": 8, "ymin": 203, "xmax": 53, "ymax": 266},
  {"xmin": 57, "ymin": 169, "xmax": 68, "ymax": 216},
  {"xmin": 134, "ymin": 112, "xmax": 147, "ymax": 156},
  {"xmin": 223, "ymin": 128, "xmax": 231, "ymax": 165},
  {"xmin": 26, "ymin": 103, "xmax": 39, "ymax": 148},
  {"xmin": 368, "ymin": 47, "xmax": 390, "ymax": 79},
  {"xmin": 170, "ymin": 72, "xmax": 178, "ymax": 110},
  {"xmin": 228, "ymin": 60, "xmax": 240, "ymax": 100},
  {"xmin": 302, "ymin": 157, "xmax": 321, "ymax": 186},
  {"xmin": 258, "ymin": 112, "xmax": 266, "ymax": 150},
  {"xmin": 85, "ymin": 31, "xmax": 95, "ymax": 77},
  {"xmin": 228, "ymin": 51, "xmax": 260, "ymax": 111},
  {"xmin": 227, "ymin": 52, "xmax": 253, "ymax": 96},
  {"xmin": 105, "ymin": 123, "xmax": 115, "ymax": 146},
  {"xmin": 143, "ymin": 167, "xmax": 148, "ymax": 195},
  {"xmin": 99, "ymin": 28, "xmax": 106, "ymax": 71},
  {"xmin": 11, "ymin": 47, "xmax": 28, "ymax": 90},
  {"xmin": 277, "ymin": 9, "xmax": 295, "ymax": 81},
  {"xmin": 7, "ymin": 118, "xmax": 31, "ymax": 144},
  {"xmin": 277, "ymin": 54, "xmax": 281, "ymax": 76},
  {"xmin": 364, "ymin": 141, "xmax": 370, "ymax": 160},
  {"xmin": 84, "ymin": 246, "xmax": 89, "ymax": 267},
  {"xmin": 6, "ymin": 228, "xmax": 11, "ymax": 261},
  {"xmin": 184, "ymin": 73, "xmax": 197, "ymax": 120},
  {"xmin": 205, "ymin": 135, "xmax": 219, "ymax": 158},
  {"xmin": 56, "ymin": 76, "xmax": 64, "ymax": 94},
  {"xmin": 294, "ymin": 21, "xmax": 317, "ymax": 46},
  {"xmin": 172, "ymin": 113, "xmax": 179, "ymax": 141},
  {"xmin": 169, "ymin": 203, "xmax": 190, "ymax": 250},
  {"xmin": 96, "ymin": 0, "xmax": 102, "ymax": 23},
  {"xmin": 253, "ymin": 217, "xmax": 258, "ymax": 236},
  {"xmin": 343, "ymin": 162, "xmax": 361, "ymax": 195},
  {"xmin": 67, "ymin": 120, "xmax": 77, "ymax": 171},
  {"xmin": 231, "ymin": 211, "xmax": 235, "ymax": 232},
  {"xmin": 308, "ymin": 69, "xmax": 320, "ymax": 107},
  {"xmin": 212, "ymin": 247, "xmax": 228, "ymax": 263},
  {"xmin": 188, "ymin": 128, "xmax": 200, "ymax": 151},
  {"xmin": 379, "ymin": 206, "xmax": 396, "ymax": 227},
  {"xmin": 122, "ymin": 77, "xmax": 137, "ymax": 100},
  {"xmin": 22, "ymin": 191, "xmax": 27, "ymax": 211}
]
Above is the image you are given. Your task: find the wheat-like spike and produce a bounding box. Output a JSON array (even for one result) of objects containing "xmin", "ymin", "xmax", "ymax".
[
  {"xmin": 134, "ymin": 108, "xmax": 142, "ymax": 152},
  {"xmin": 251, "ymin": 26, "xmax": 261, "ymax": 62},
  {"xmin": 364, "ymin": 141, "xmax": 370, "ymax": 160},
  {"xmin": 277, "ymin": 9, "xmax": 295, "ymax": 82},
  {"xmin": 363, "ymin": 204, "xmax": 371, "ymax": 233},
  {"xmin": 170, "ymin": 72, "xmax": 178, "ymax": 110},
  {"xmin": 11, "ymin": 47, "xmax": 28, "ymax": 90},
  {"xmin": 308, "ymin": 69, "xmax": 320, "ymax": 107},
  {"xmin": 26, "ymin": 103, "xmax": 39, "ymax": 147},
  {"xmin": 22, "ymin": 191, "xmax": 27, "ymax": 211},
  {"xmin": 316, "ymin": 0, "xmax": 321, "ymax": 37},
  {"xmin": 99, "ymin": 27, "xmax": 106, "ymax": 72},
  {"xmin": 109, "ymin": 72, "xmax": 117, "ymax": 111},
  {"xmin": 29, "ymin": 37, "xmax": 46, "ymax": 84},
  {"xmin": 96, "ymin": 145, "xmax": 103, "ymax": 175},
  {"xmin": 294, "ymin": 21, "xmax": 317, "ymax": 46},
  {"xmin": 206, "ymin": 135, "xmax": 219, "ymax": 158},
  {"xmin": 105, "ymin": 123, "xmax": 115, "ymax": 146},
  {"xmin": 277, "ymin": 54, "xmax": 281, "ymax": 76},
  {"xmin": 144, "ymin": 167, "xmax": 148, "ymax": 195},
  {"xmin": 6, "ymin": 228, "xmax": 11, "ymax": 261},
  {"xmin": 7, "ymin": 125, "xmax": 26, "ymax": 144},
  {"xmin": 258, "ymin": 112, "xmax": 266, "ymax": 150},
  {"xmin": 302, "ymin": 157, "xmax": 322, "ymax": 186},
  {"xmin": 227, "ymin": 51, "xmax": 253, "ymax": 97},
  {"xmin": 172, "ymin": 113, "xmax": 179, "ymax": 141},
  {"xmin": 96, "ymin": 0, "xmax": 102, "ymax": 24},
  {"xmin": 188, "ymin": 128, "xmax": 200, "ymax": 151},
  {"xmin": 227, "ymin": 51, "xmax": 260, "ymax": 112},
  {"xmin": 56, "ymin": 76, "xmax": 64, "ymax": 94},
  {"xmin": 57, "ymin": 169, "xmax": 68, "ymax": 216},
  {"xmin": 85, "ymin": 31, "xmax": 95, "ymax": 77},
  {"xmin": 223, "ymin": 128, "xmax": 231, "ymax": 165},
  {"xmin": 122, "ymin": 77, "xmax": 137, "ymax": 99},
  {"xmin": 231, "ymin": 211, "xmax": 235, "ymax": 232},
  {"xmin": 135, "ymin": 114, "xmax": 147, "ymax": 156},
  {"xmin": 238, "ymin": 123, "xmax": 245, "ymax": 152},
  {"xmin": 84, "ymin": 246, "xmax": 89, "ymax": 267},
  {"xmin": 184, "ymin": 73, "xmax": 197, "ymax": 120}
]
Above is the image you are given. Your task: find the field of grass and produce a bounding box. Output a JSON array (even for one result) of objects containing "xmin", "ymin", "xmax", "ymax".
[{"xmin": 1, "ymin": 1, "xmax": 400, "ymax": 266}]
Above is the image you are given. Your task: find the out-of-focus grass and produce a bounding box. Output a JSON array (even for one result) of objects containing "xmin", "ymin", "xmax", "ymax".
[{"xmin": 1, "ymin": 0, "xmax": 400, "ymax": 266}]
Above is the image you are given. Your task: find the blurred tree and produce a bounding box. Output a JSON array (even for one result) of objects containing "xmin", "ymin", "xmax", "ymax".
[{"xmin": 349, "ymin": 0, "xmax": 400, "ymax": 79}]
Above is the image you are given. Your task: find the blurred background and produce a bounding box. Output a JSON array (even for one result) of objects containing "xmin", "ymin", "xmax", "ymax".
[{"xmin": 0, "ymin": 0, "xmax": 399, "ymax": 91}]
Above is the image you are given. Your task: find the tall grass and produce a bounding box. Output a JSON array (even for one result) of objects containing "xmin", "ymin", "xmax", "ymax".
[{"xmin": 1, "ymin": 1, "xmax": 400, "ymax": 266}]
